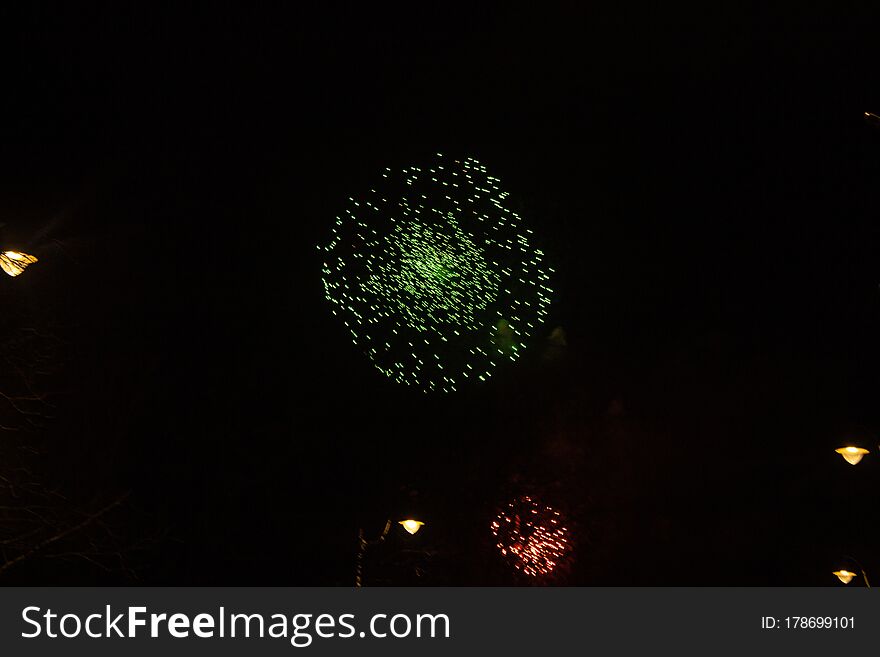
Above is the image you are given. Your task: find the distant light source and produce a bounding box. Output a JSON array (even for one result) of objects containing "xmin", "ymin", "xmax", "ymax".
[
  {"xmin": 833, "ymin": 570, "xmax": 857, "ymax": 585},
  {"xmin": 398, "ymin": 519, "xmax": 424, "ymax": 535},
  {"xmin": 0, "ymin": 251, "xmax": 38, "ymax": 277},
  {"xmin": 835, "ymin": 446, "xmax": 869, "ymax": 465}
]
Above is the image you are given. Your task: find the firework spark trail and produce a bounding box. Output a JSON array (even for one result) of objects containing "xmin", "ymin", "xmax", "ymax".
[
  {"xmin": 321, "ymin": 154, "xmax": 553, "ymax": 392},
  {"xmin": 491, "ymin": 495, "xmax": 572, "ymax": 578}
]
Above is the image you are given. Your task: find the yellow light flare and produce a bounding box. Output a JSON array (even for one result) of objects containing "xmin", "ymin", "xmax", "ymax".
[
  {"xmin": 0, "ymin": 251, "xmax": 38, "ymax": 277},
  {"xmin": 835, "ymin": 446, "xmax": 869, "ymax": 465},
  {"xmin": 833, "ymin": 570, "xmax": 856, "ymax": 584},
  {"xmin": 398, "ymin": 519, "xmax": 424, "ymax": 535}
]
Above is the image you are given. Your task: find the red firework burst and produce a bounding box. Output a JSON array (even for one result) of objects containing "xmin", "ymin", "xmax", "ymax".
[{"xmin": 490, "ymin": 495, "xmax": 572, "ymax": 578}]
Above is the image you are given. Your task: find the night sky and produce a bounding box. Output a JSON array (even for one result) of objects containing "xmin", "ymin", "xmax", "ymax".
[{"xmin": 0, "ymin": 4, "xmax": 879, "ymax": 585}]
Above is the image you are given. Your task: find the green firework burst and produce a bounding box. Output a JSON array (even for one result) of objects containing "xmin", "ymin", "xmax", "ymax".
[{"xmin": 320, "ymin": 153, "xmax": 552, "ymax": 392}]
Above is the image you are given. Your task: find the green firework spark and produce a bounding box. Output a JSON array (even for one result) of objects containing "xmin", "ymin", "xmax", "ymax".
[{"xmin": 320, "ymin": 153, "xmax": 553, "ymax": 392}]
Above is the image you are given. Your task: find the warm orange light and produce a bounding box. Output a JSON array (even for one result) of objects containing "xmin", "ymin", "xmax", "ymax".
[
  {"xmin": 398, "ymin": 519, "xmax": 424, "ymax": 535},
  {"xmin": 835, "ymin": 446, "xmax": 869, "ymax": 465},
  {"xmin": 833, "ymin": 570, "xmax": 857, "ymax": 584},
  {"xmin": 0, "ymin": 251, "xmax": 38, "ymax": 277}
]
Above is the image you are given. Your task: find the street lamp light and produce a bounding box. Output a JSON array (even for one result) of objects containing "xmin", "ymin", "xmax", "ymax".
[
  {"xmin": 832, "ymin": 557, "xmax": 871, "ymax": 587},
  {"xmin": 0, "ymin": 250, "xmax": 38, "ymax": 277},
  {"xmin": 355, "ymin": 517, "xmax": 425, "ymax": 587},
  {"xmin": 399, "ymin": 519, "xmax": 424, "ymax": 535},
  {"xmin": 833, "ymin": 570, "xmax": 857, "ymax": 585},
  {"xmin": 835, "ymin": 446, "xmax": 870, "ymax": 465}
]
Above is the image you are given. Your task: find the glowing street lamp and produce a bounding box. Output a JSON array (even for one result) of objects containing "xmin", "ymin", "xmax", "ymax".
[
  {"xmin": 398, "ymin": 519, "xmax": 424, "ymax": 535},
  {"xmin": 355, "ymin": 517, "xmax": 426, "ymax": 587},
  {"xmin": 832, "ymin": 556, "xmax": 871, "ymax": 587},
  {"xmin": 833, "ymin": 570, "xmax": 857, "ymax": 585},
  {"xmin": 0, "ymin": 250, "xmax": 38, "ymax": 277},
  {"xmin": 835, "ymin": 446, "xmax": 870, "ymax": 465}
]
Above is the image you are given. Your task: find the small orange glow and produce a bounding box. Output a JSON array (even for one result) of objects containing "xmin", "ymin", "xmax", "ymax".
[
  {"xmin": 835, "ymin": 446, "xmax": 869, "ymax": 465},
  {"xmin": 399, "ymin": 519, "xmax": 424, "ymax": 535},
  {"xmin": 0, "ymin": 251, "xmax": 38, "ymax": 277},
  {"xmin": 833, "ymin": 570, "xmax": 856, "ymax": 584}
]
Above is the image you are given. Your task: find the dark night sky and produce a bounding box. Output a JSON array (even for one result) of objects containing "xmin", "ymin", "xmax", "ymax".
[{"xmin": 0, "ymin": 3, "xmax": 879, "ymax": 585}]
